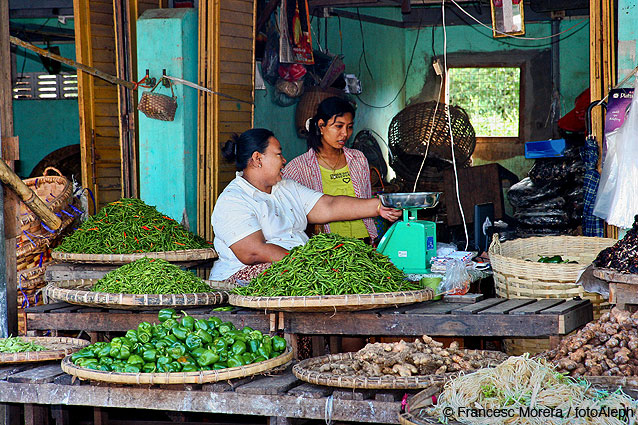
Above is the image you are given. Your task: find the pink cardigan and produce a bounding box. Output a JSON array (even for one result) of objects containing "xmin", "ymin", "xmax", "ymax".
[{"xmin": 283, "ymin": 147, "xmax": 377, "ymax": 239}]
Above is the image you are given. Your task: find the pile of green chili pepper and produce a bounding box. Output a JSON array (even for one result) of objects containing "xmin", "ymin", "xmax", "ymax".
[
  {"xmin": 91, "ymin": 258, "xmax": 212, "ymax": 295},
  {"xmin": 0, "ymin": 336, "xmax": 47, "ymax": 353},
  {"xmin": 233, "ymin": 233, "xmax": 419, "ymax": 297},
  {"xmin": 70, "ymin": 309, "xmax": 287, "ymax": 373},
  {"xmin": 55, "ymin": 198, "xmax": 211, "ymax": 254}
]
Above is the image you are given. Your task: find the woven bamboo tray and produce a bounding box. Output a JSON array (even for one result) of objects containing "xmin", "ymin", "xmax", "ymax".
[
  {"xmin": 293, "ymin": 350, "xmax": 508, "ymax": 389},
  {"xmin": 592, "ymin": 267, "xmax": 638, "ymax": 284},
  {"xmin": 0, "ymin": 337, "xmax": 89, "ymax": 364},
  {"xmin": 229, "ymin": 288, "xmax": 434, "ymax": 313},
  {"xmin": 489, "ymin": 234, "xmax": 615, "ymax": 317},
  {"xmin": 43, "ymin": 279, "xmax": 235, "ymax": 309},
  {"xmin": 51, "ymin": 247, "xmax": 217, "ymax": 265},
  {"xmin": 61, "ymin": 347, "xmax": 293, "ymax": 384}
]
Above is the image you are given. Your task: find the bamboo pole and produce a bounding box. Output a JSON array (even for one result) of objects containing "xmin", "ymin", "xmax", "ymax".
[
  {"xmin": 9, "ymin": 35, "xmax": 136, "ymax": 90},
  {"xmin": 0, "ymin": 160, "xmax": 61, "ymax": 230}
]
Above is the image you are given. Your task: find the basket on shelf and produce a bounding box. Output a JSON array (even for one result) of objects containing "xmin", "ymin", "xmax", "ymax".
[{"xmin": 489, "ymin": 234, "xmax": 616, "ymax": 355}]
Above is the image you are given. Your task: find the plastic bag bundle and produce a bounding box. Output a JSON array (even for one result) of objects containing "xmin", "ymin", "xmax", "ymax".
[
  {"xmin": 593, "ymin": 79, "xmax": 638, "ymax": 228},
  {"xmin": 507, "ymin": 177, "xmax": 562, "ymax": 208}
]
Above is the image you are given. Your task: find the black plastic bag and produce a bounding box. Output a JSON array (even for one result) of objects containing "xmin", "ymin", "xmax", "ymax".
[{"xmin": 507, "ymin": 177, "xmax": 562, "ymax": 208}]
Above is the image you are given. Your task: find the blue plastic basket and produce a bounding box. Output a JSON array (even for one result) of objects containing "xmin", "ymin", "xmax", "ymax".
[{"xmin": 524, "ymin": 139, "xmax": 566, "ymax": 158}]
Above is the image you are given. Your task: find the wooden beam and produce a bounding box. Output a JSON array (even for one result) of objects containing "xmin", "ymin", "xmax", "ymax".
[{"xmin": 10, "ymin": 36, "xmax": 136, "ymax": 89}]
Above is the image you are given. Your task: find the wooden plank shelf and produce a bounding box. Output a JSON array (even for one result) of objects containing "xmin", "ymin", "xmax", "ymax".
[
  {"xmin": 0, "ymin": 365, "xmax": 404, "ymax": 424},
  {"xmin": 27, "ymin": 298, "xmax": 593, "ymax": 340}
]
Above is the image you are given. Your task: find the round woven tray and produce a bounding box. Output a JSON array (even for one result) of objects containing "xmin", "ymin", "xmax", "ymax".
[
  {"xmin": 293, "ymin": 350, "xmax": 508, "ymax": 389},
  {"xmin": 51, "ymin": 247, "xmax": 218, "ymax": 265},
  {"xmin": 43, "ymin": 279, "xmax": 235, "ymax": 310},
  {"xmin": 228, "ymin": 288, "xmax": 434, "ymax": 312},
  {"xmin": 61, "ymin": 347, "xmax": 293, "ymax": 384},
  {"xmin": 0, "ymin": 337, "xmax": 89, "ymax": 364},
  {"xmin": 592, "ymin": 267, "xmax": 638, "ymax": 284}
]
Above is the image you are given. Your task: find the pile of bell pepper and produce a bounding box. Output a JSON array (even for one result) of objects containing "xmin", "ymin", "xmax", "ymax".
[{"xmin": 70, "ymin": 308, "xmax": 287, "ymax": 373}]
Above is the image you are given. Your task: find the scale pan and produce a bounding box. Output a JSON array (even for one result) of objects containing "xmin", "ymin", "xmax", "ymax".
[{"xmin": 379, "ymin": 192, "xmax": 441, "ymax": 209}]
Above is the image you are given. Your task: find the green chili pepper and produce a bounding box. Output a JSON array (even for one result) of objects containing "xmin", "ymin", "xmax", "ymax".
[{"xmin": 212, "ymin": 306, "xmax": 234, "ymax": 312}]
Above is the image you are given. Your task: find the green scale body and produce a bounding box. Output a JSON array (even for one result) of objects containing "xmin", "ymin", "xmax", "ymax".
[{"xmin": 376, "ymin": 207, "xmax": 437, "ymax": 274}]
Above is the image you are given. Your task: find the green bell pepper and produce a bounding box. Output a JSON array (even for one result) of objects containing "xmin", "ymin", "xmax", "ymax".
[
  {"xmin": 181, "ymin": 314, "xmax": 195, "ymax": 332},
  {"xmin": 272, "ymin": 336, "xmax": 286, "ymax": 352},
  {"xmin": 158, "ymin": 308, "xmax": 178, "ymax": 323},
  {"xmin": 151, "ymin": 324, "xmax": 168, "ymax": 339},
  {"xmin": 124, "ymin": 364, "xmax": 141, "ymax": 373},
  {"xmin": 218, "ymin": 322, "xmax": 235, "ymax": 335},
  {"xmin": 227, "ymin": 355, "xmax": 244, "ymax": 368},
  {"xmin": 257, "ymin": 343, "xmax": 271, "ymax": 359},
  {"xmin": 162, "ymin": 334, "xmax": 179, "ymax": 345},
  {"xmin": 76, "ymin": 357, "xmax": 99, "ymax": 368},
  {"xmin": 168, "ymin": 343, "xmax": 187, "ymax": 360},
  {"xmin": 248, "ymin": 330, "xmax": 263, "ymax": 341},
  {"xmin": 181, "ymin": 364, "xmax": 198, "ymax": 372},
  {"xmin": 195, "ymin": 329, "xmax": 213, "ymax": 344},
  {"xmin": 125, "ymin": 329, "xmax": 139, "ymax": 344},
  {"xmin": 213, "ymin": 338, "xmax": 227, "ymax": 354},
  {"xmin": 241, "ymin": 326, "xmax": 254, "ymax": 335},
  {"xmin": 142, "ymin": 362, "xmax": 157, "ymax": 373},
  {"xmin": 185, "ymin": 333, "xmax": 203, "ymax": 351},
  {"xmin": 242, "ymin": 353, "xmax": 255, "ymax": 364},
  {"xmin": 207, "ymin": 316, "xmax": 222, "ymax": 329},
  {"xmin": 168, "ymin": 361, "xmax": 182, "ymax": 372},
  {"xmin": 96, "ymin": 344, "xmax": 112, "ymax": 358},
  {"xmin": 231, "ymin": 341, "xmax": 247, "ymax": 356},
  {"xmin": 142, "ymin": 349, "xmax": 157, "ymax": 363},
  {"xmin": 99, "ymin": 356, "xmax": 114, "ymax": 366},
  {"xmin": 110, "ymin": 345, "xmax": 131, "ymax": 361},
  {"xmin": 171, "ymin": 325, "xmax": 188, "ymax": 341},
  {"xmin": 137, "ymin": 322, "xmax": 152, "ymax": 343},
  {"xmin": 253, "ymin": 356, "xmax": 267, "ymax": 363},
  {"xmin": 156, "ymin": 356, "xmax": 171, "ymax": 372},
  {"xmin": 194, "ymin": 319, "xmax": 209, "ymax": 332},
  {"xmin": 190, "ymin": 347, "xmax": 206, "ymax": 359},
  {"xmin": 196, "ymin": 349, "xmax": 220, "ymax": 367},
  {"xmin": 162, "ymin": 318, "xmax": 179, "ymax": 330},
  {"xmin": 212, "ymin": 362, "xmax": 227, "ymax": 370},
  {"xmin": 127, "ymin": 354, "xmax": 144, "ymax": 369},
  {"xmin": 247, "ymin": 339, "xmax": 260, "ymax": 354},
  {"xmin": 119, "ymin": 336, "xmax": 135, "ymax": 350}
]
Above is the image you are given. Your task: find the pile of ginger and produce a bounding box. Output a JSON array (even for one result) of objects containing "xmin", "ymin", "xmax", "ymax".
[
  {"xmin": 317, "ymin": 335, "xmax": 502, "ymax": 378},
  {"xmin": 546, "ymin": 307, "xmax": 638, "ymax": 377}
]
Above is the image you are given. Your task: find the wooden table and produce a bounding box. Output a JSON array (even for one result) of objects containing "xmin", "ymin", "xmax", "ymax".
[
  {"xmin": 26, "ymin": 298, "xmax": 593, "ymax": 345},
  {"xmin": 0, "ymin": 362, "xmax": 406, "ymax": 425}
]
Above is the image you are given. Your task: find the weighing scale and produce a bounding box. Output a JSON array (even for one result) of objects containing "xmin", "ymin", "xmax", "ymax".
[{"xmin": 376, "ymin": 192, "xmax": 441, "ymax": 274}]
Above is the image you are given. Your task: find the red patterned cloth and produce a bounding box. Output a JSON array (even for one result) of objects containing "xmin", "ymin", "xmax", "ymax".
[
  {"xmin": 227, "ymin": 262, "xmax": 272, "ymax": 284},
  {"xmin": 283, "ymin": 147, "xmax": 377, "ymax": 239}
]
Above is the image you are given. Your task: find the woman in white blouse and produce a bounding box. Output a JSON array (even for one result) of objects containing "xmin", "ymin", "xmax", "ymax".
[{"xmin": 209, "ymin": 128, "xmax": 400, "ymax": 282}]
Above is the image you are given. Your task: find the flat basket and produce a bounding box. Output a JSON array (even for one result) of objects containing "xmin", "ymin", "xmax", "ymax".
[
  {"xmin": 0, "ymin": 337, "xmax": 89, "ymax": 364},
  {"xmin": 489, "ymin": 234, "xmax": 616, "ymax": 318},
  {"xmin": 228, "ymin": 288, "xmax": 434, "ymax": 312},
  {"xmin": 292, "ymin": 350, "xmax": 507, "ymax": 390},
  {"xmin": 61, "ymin": 347, "xmax": 293, "ymax": 385},
  {"xmin": 43, "ymin": 279, "xmax": 235, "ymax": 310},
  {"xmin": 51, "ymin": 247, "xmax": 217, "ymax": 265}
]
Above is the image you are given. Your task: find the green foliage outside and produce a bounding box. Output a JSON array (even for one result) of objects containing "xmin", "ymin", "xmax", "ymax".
[{"xmin": 449, "ymin": 67, "xmax": 520, "ymax": 137}]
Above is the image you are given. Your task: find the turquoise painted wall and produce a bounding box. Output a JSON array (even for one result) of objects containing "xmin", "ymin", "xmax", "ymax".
[
  {"xmin": 137, "ymin": 9, "xmax": 198, "ymax": 227},
  {"xmin": 10, "ymin": 18, "xmax": 79, "ymax": 178},
  {"xmin": 618, "ymin": 0, "xmax": 638, "ymax": 80},
  {"xmin": 254, "ymin": 9, "xmax": 590, "ymax": 181},
  {"xmin": 255, "ymin": 7, "xmax": 406, "ymax": 166}
]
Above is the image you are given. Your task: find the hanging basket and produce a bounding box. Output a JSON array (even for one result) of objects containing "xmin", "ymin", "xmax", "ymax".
[{"xmin": 138, "ymin": 79, "xmax": 178, "ymax": 121}]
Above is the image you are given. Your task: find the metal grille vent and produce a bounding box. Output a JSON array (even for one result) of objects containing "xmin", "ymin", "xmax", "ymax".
[{"xmin": 13, "ymin": 72, "xmax": 78, "ymax": 100}]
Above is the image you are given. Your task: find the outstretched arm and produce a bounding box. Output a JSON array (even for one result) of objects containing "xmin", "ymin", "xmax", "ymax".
[{"xmin": 307, "ymin": 195, "xmax": 401, "ymax": 224}]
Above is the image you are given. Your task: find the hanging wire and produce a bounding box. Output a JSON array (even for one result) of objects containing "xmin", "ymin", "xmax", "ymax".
[{"xmin": 448, "ymin": 0, "xmax": 588, "ymax": 41}]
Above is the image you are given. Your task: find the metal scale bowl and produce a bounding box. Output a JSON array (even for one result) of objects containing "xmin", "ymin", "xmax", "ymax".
[{"xmin": 376, "ymin": 192, "xmax": 441, "ymax": 274}]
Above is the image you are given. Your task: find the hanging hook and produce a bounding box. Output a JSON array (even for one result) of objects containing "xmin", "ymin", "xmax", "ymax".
[
  {"xmin": 162, "ymin": 69, "xmax": 171, "ymax": 88},
  {"xmin": 586, "ymin": 100, "xmax": 607, "ymax": 138},
  {"xmin": 146, "ymin": 69, "xmax": 156, "ymax": 87}
]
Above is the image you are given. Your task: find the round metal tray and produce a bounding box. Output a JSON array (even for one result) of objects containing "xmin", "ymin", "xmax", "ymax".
[{"xmin": 379, "ymin": 192, "xmax": 441, "ymax": 209}]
